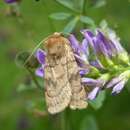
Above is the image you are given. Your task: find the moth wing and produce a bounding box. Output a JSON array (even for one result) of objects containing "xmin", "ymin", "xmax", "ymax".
[
  {"xmin": 65, "ymin": 42, "xmax": 88, "ymax": 110},
  {"xmin": 44, "ymin": 57, "xmax": 72, "ymax": 114}
]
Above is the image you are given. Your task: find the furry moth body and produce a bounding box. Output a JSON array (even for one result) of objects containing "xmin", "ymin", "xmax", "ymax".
[{"xmin": 44, "ymin": 33, "xmax": 88, "ymax": 114}]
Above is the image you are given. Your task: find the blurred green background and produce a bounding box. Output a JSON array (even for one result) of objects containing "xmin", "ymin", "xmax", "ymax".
[{"xmin": 0, "ymin": 0, "xmax": 130, "ymax": 130}]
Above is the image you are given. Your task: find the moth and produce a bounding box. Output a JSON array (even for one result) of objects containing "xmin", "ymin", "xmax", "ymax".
[{"xmin": 44, "ymin": 33, "xmax": 88, "ymax": 114}]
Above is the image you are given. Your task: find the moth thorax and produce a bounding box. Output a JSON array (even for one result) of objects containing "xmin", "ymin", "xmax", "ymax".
[{"xmin": 45, "ymin": 34, "xmax": 66, "ymax": 58}]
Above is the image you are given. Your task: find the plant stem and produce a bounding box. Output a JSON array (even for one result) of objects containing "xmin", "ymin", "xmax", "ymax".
[
  {"xmin": 27, "ymin": 68, "xmax": 42, "ymax": 90},
  {"xmin": 60, "ymin": 111, "xmax": 66, "ymax": 130}
]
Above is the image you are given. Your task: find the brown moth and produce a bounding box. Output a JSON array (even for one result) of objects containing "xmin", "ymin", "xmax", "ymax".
[{"xmin": 44, "ymin": 32, "xmax": 88, "ymax": 114}]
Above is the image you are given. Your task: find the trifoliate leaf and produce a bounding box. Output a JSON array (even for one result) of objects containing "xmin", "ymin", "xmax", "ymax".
[
  {"xmin": 49, "ymin": 12, "xmax": 72, "ymax": 20},
  {"xmin": 80, "ymin": 15, "xmax": 95, "ymax": 27},
  {"xmin": 63, "ymin": 16, "xmax": 79, "ymax": 34}
]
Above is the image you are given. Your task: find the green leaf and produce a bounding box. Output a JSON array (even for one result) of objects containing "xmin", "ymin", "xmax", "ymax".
[
  {"xmin": 89, "ymin": 90, "xmax": 106, "ymax": 110},
  {"xmin": 78, "ymin": 0, "xmax": 85, "ymax": 11},
  {"xmin": 63, "ymin": 16, "xmax": 79, "ymax": 34},
  {"xmin": 72, "ymin": 0, "xmax": 85, "ymax": 11},
  {"xmin": 17, "ymin": 83, "xmax": 38, "ymax": 93},
  {"xmin": 55, "ymin": 0, "xmax": 86, "ymax": 12},
  {"xmin": 80, "ymin": 15, "xmax": 95, "ymax": 27},
  {"xmin": 80, "ymin": 115, "xmax": 98, "ymax": 130},
  {"xmin": 99, "ymin": 20, "xmax": 108, "ymax": 29},
  {"xmin": 94, "ymin": 0, "xmax": 106, "ymax": 8},
  {"xmin": 49, "ymin": 12, "xmax": 72, "ymax": 20},
  {"xmin": 55, "ymin": 0, "xmax": 77, "ymax": 12}
]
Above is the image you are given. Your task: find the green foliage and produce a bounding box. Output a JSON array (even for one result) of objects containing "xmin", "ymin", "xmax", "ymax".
[
  {"xmin": 89, "ymin": 91, "xmax": 106, "ymax": 110},
  {"xmin": 49, "ymin": 12, "xmax": 72, "ymax": 20},
  {"xmin": 63, "ymin": 16, "xmax": 79, "ymax": 34},
  {"xmin": 93, "ymin": 0, "xmax": 106, "ymax": 8},
  {"xmin": 80, "ymin": 15, "xmax": 96, "ymax": 27},
  {"xmin": 80, "ymin": 115, "xmax": 98, "ymax": 130}
]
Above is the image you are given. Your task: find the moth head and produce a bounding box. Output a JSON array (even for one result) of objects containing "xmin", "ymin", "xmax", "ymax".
[{"xmin": 45, "ymin": 33, "xmax": 66, "ymax": 58}]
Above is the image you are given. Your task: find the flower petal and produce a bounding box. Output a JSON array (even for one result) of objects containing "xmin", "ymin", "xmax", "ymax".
[
  {"xmin": 88, "ymin": 87, "xmax": 100, "ymax": 100},
  {"xmin": 81, "ymin": 39, "xmax": 89, "ymax": 56},
  {"xmin": 112, "ymin": 80, "xmax": 126, "ymax": 95},
  {"xmin": 74, "ymin": 54, "xmax": 86, "ymax": 62},
  {"xmin": 81, "ymin": 29, "xmax": 95, "ymax": 47},
  {"xmin": 106, "ymin": 76, "xmax": 124, "ymax": 88},
  {"xmin": 68, "ymin": 34, "xmax": 81, "ymax": 53},
  {"xmin": 36, "ymin": 49, "xmax": 46, "ymax": 64},
  {"xmin": 79, "ymin": 69, "xmax": 89, "ymax": 76},
  {"xmin": 35, "ymin": 67, "xmax": 44, "ymax": 77},
  {"xmin": 90, "ymin": 59, "xmax": 104, "ymax": 69},
  {"xmin": 82, "ymin": 78, "xmax": 98, "ymax": 86}
]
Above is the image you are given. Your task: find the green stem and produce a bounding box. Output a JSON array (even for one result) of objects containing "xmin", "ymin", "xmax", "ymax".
[
  {"xmin": 27, "ymin": 68, "xmax": 42, "ymax": 90},
  {"xmin": 60, "ymin": 111, "xmax": 66, "ymax": 130}
]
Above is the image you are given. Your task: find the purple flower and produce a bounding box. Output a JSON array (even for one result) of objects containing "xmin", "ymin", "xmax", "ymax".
[
  {"xmin": 36, "ymin": 49, "xmax": 46, "ymax": 64},
  {"xmin": 35, "ymin": 49, "xmax": 46, "ymax": 77},
  {"xmin": 68, "ymin": 34, "xmax": 81, "ymax": 54},
  {"xmin": 81, "ymin": 39, "xmax": 89, "ymax": 56},
  {"xmin": 69, "ymin": 34, "xmax": 89, "ymax": 71},
  {"xmin": 111, "ymin": 80, "xmax": 126, "ymax": 95},
  {"xmin": 88, "ymin": 87, "xmax": 100, "ymax": 100},
  {"xmin": 90, "ymin": 60, "xmax": 104, "ymax": 69},
  {"xmin": 83, "ymin": 74, "xmax": 110, "ymax": 100},
  {"xmin": 82, "ymin": 30, "xmax": 111, "ymax": 58},
  {"xmin": 5, "ymin": 0, "xmax": 17, "ymax": 4},
  {"xmin": 82, "ymin": 77, "xmax": 104, "ymax": 100},
  {"xmin": 106, "ymin": 70, "xmax": 130, "ymax": 94},
  {"xmin": 82, "ymin": 77, "xmax": 98, "ymax": 86},
  {"xmin": 81, "ymin": 29, "xmax": 129, "ymax": 65},
  {"xmin": 81, "ymin": 30, "xmax": 95, "ymax": 48},
  {"xmin": 35, "ymin": 67, "xmax": 44, "ymax": 77},
  {"xmin": 79, "ymin": 69, "xmax": 89, "ymax": 76}
]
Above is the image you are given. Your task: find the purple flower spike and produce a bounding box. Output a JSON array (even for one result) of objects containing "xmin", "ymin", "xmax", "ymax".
[
  {"xmin": 5, "ymin": 0, "xmax": 17, "ymax": 3},
  {"xmin": 112, "ymin": 80, "xmax": 126, "ymax": 95},
  {"xmin": 36, "ymin": 49, "xmax": 46, "ymax": 64},
  {"xmin": 35, "ymin": 67, "xmax": 44, "ymax": 77},
  {"xmin": 88, "ymin": 87, "xmax": 100, "ymax": 100}
]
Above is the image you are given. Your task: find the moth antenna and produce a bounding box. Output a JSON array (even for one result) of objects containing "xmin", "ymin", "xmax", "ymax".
[{"xmin": 23, "ymin": 36, "xmax": 49, "ymax": 67}]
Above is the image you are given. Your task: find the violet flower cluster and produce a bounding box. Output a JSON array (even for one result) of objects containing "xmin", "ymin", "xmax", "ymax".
[
  {"xmin": 35, "ymin": 28, "xmax": 130, "ymax": 101},
  {"xmin": 5, "ymin": 0, "xmax": 17, "ymax": 4}
]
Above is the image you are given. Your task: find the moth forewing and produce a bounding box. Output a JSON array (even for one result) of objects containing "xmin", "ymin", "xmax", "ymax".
[
  {"xmin": 44, "ymin": 33, "xmax": 72, "ymax": 114},
  {"xmin": 65, "ymin": 42, "xmax": 88, "ymax": 109},
  {"xmin": 44, "ymin": 33, "xmax": 87, "ymax": 114}
]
